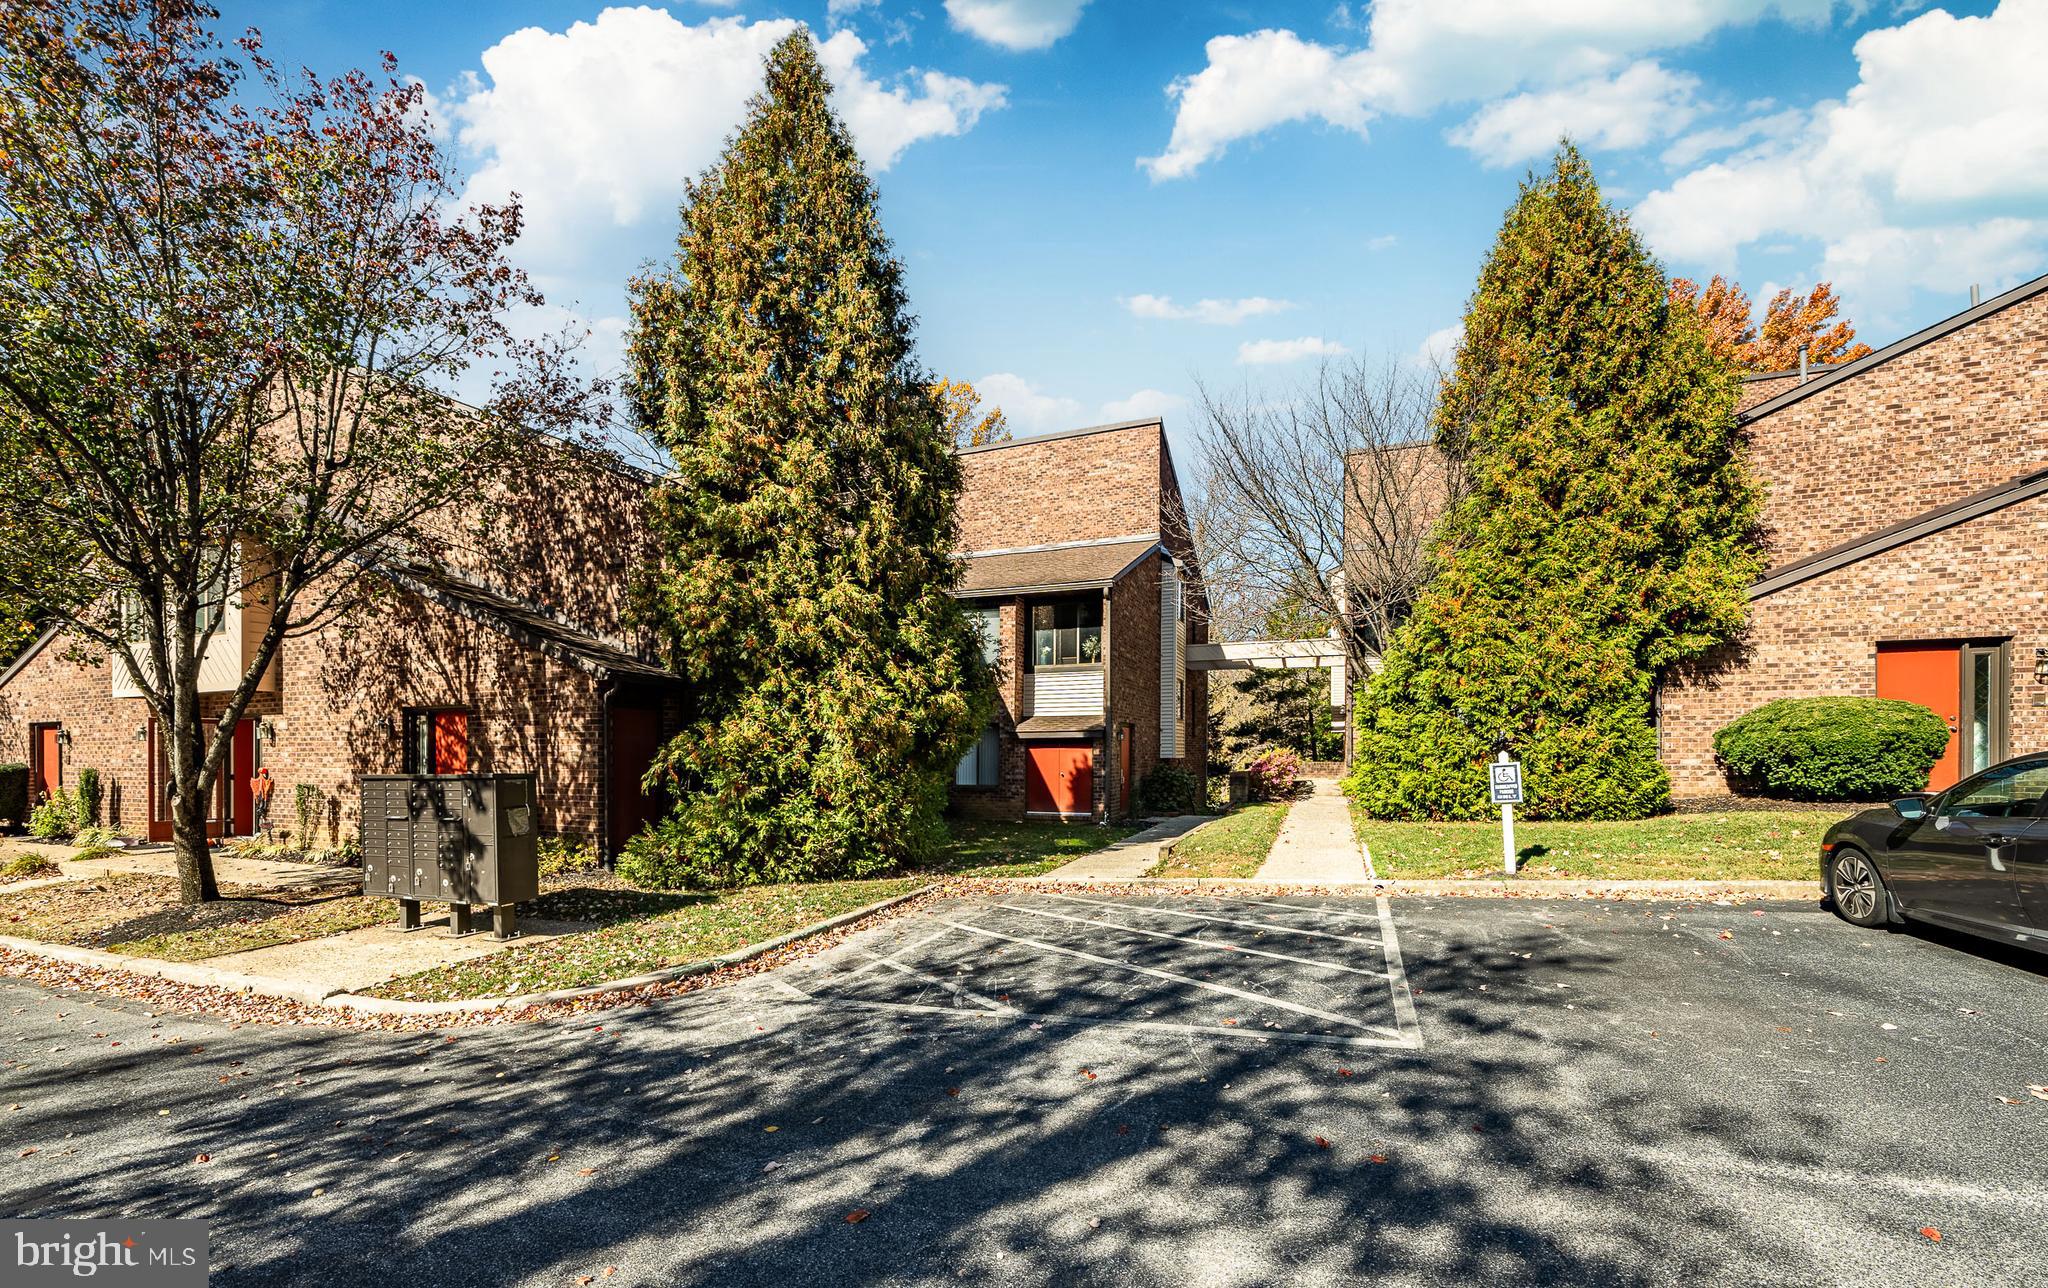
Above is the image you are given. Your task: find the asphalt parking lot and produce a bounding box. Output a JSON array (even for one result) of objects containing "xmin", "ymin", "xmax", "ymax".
[{"xmin": 3, "ymin": 893, "xmax": 2045, "ymax": 1287}]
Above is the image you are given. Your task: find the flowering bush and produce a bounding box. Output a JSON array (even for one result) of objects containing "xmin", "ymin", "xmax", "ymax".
[{"xmin": 1244, "ymin": 749, "xmax": 1306, "ymax": 802}]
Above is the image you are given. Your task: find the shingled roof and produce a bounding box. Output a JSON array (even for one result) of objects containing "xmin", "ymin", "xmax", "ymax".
[{"xmin": 955, "ymin": 537, "xmax": 1162, "ymax": 598}]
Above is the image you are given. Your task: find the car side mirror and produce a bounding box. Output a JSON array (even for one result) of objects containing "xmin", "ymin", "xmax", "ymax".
[{"xmin": 1891, "ymin": 796, "xmax": 1929, "ymax": 821}]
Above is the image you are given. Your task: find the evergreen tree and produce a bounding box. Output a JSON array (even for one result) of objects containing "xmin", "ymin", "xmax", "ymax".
[
  {"xmin": 624, "ymin": 31, "xmax": 992, "ymax": 886},
  {"xmin": 1346, "ymin": 145, "xmax": 1762, "ymax": 821}
]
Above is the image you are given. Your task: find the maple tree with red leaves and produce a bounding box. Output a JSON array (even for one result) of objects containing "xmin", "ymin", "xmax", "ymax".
[
  {"xmin": 1669, "ymin": 275, "xmax": 1875, "ymax": 372},
  {"xmin": 0, "ymin": 1, "xmax": 602, "ymax": 902}
]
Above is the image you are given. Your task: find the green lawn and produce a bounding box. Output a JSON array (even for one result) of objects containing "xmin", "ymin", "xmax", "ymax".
[
  {"xmin": 1353, "ymin": 806, "xmax": 1831, "ymax": 880},
  {"xmin": 919, "ymin": 818, "xmax": 1145, "ymax": 879},
  {"xmin": 365, "ymin": 876, "xmax": 925, "ymax": 1001},
  {"xmin": 1148, "ymin": 802, "xmax": 1289, "ymax": 879}
]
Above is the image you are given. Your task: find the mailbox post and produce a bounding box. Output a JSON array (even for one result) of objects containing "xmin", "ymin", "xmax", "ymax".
[{"xmin": 1489, "ymin": 754, "xmax": 1524, "ymax": 875}]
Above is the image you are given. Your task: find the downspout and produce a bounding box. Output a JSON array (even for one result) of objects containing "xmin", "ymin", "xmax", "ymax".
[
  {"xmin": 1100, "ymin": 583, "xmax": 1113, "ymax": 822},
  {"xmin": 598, "ymin": 675, "xmax": 616, "ymax": 867}
]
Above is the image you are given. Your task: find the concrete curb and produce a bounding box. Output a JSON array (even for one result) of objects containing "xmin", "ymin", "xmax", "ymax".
[
  {"xmin": 0, "ymin": 884, "xmax": 937, "ymax": 1018},
  {"xmin": 0, "ymin": 934, "xmax": 346, "ymax": 1006},
  {"xmin": 1004, "ymin": 875, "xmax": 1820, "ymax": 899}
]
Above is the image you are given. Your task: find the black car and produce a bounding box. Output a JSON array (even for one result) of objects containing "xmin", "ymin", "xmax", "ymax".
[{"xmin": 1822, "ymin": 752, "xmax": 2048, "ymax": 953}]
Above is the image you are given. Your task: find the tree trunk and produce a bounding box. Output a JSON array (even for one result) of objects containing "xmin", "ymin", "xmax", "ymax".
[{"xmin": 167, "ymin": 674, "xmax": 220, "ymax": 905}]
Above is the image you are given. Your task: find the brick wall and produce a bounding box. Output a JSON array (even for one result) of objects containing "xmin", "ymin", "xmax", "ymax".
[
  {"xmin": 1736, "ymin": 373, "xmax": 1803, "ymax": 413},
  {"xmin": 1108, "ymin": 558, "xmax": 1162, "ymax": 817},
  {"xmin": 958, "ymin": 423, "xmax": 1165, "ymax": 551},
  {"xmin": 1661, "ymin": 487, "xmax": 2048, "ymax": 795},
  {"xmin": 0, "ymin": 585, "xmax": 607, "ymax": 844},
  {"xmin": 1743, "ymin": 288, "xmax": 2048, "ymax": 568}
]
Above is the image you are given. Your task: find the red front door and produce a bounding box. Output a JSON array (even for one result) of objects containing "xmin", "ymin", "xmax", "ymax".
[
  {"xmin": 1026, "ymin": 743, "xmax": 1094, "ymax": 816},
  {"xmin": 1877, "ymin": 643, "xmax": 1961, "ymax": 790},
  {"xmin": 147, "ymin": 718, "xmax": 256, "ymax": 842},
  {"xmin": 607, "ymin": 704, "xmax": 662, "ymax": 855},
  {"xmin": 31, "ymin": 725, "xmax": 61, "ymax": 805},
  {"xmin": 431, "ymin": 711, "xmax": 469, "ymax": 774}
]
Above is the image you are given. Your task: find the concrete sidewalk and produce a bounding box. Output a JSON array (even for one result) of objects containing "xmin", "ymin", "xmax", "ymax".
[
  {"xmin": 1254, "ymin": 778, "xmax": 1369, "ymax": 883},
  {"xmin": 1042, "ymin": 816, "xmax": 1211, "ymax": 880}
]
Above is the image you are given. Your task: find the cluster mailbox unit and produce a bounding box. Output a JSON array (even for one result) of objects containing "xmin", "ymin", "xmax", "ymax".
[{"xmin": 360, "ymin": 774, "xmax": 541, "ymax": 939}]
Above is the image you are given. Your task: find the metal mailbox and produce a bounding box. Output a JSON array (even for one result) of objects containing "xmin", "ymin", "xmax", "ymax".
[{"xmin": 360, "ymin": 774, "xmax": 540, "ymax": 938}]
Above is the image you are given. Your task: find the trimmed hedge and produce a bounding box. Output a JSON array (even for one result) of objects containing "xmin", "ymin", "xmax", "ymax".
[
  {"xmin": 1137, "ymin": 764, "xmax": 1198, "ymax": 815},
  {"xmin": 0, "ymin": 763, "xmax": 24, "ymax": 829},
  {"xmin": 1713, "ymin": 697, "xmax": 1950, "ymax": 801}
]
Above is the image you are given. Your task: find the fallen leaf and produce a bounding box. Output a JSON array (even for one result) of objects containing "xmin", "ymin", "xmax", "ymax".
[
  {"xmin": 763, "ymin": 1125, "xmax": 779, "ymax": 1132},
  {"xmin": 1718, "ymin": 931, "xmax": 1734, "ymax": 940},
  {"xmin": 19, "ymin": 1148, "xmax": 36, "ymax": 1157},
  {"xmin": 602, "ymin": 1268, "xmax": 617, "ymax": 1278},
  {"xmin": 578, "ymin": 1277, "xmax": 595, "ymax": 1285},
  {"xmin": 1338, "ymin": 1068, "xmax": 1353, "ymax": 1078},
  {"xmin": 193, "ymin": 1153, "xmax": 210, "ymax": 1164},
  {"xmin": 1994, "ymin": 1097, "xmax": 2021, "ymax": 1105},
  {"xmin": 1313, "ymin": 1136, "xmax": 1330, "ymax": 1150},
  {"xmin": 845, "ymin": 1209, "xmax": 870, "ymax": 1224},
  {"xmin": 1369, "ymin": 1154, "xmax": 1387, "ymax": 1164},
  {"xmin": 1919, "ymin": 1227, "xmax": 1941, "ymax": 1243},
  {"xmin": 577, "ymin": 1168, "xmax": 596, "ymax": 1177},
  {"xmin": 2028, "ymin": 1085, "xmax": 2048, "ymax": 1102},
  {"xmin": 946, "ymin": 1088, "xmax": 959, "ymax": 1098},
  {"xmin": 1080, "ymin": 1069, "xmax": 1096, "ymax": 1080}
]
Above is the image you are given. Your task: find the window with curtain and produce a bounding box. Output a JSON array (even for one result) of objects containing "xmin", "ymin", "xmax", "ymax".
[
  {"xmin": 955, "ymin": 724, "xmax": 1000, "ymax": 788},
  {"xmin": 1029, "ymin": 597, "xmax": 1102, "ymax": 668}
]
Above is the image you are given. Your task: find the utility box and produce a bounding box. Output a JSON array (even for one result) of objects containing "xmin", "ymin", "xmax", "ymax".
[{"xmin": 360, "ymin": 774, "xmax": 540, "ymax": 938}]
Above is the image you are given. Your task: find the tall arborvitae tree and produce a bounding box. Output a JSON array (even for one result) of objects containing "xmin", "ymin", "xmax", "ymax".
[
  {"xmin": 1346, "ymin": 145, "xmax": 1763, "ymax": 821},
  {"xmin": 624, "ymin": 31, "xmax": 992, "ymax": 886}
]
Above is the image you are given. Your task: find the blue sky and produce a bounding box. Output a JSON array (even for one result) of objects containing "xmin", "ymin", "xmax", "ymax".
[{"xmin": 216, "ymin": 1, "xmax": 2045, "ymax": 456}]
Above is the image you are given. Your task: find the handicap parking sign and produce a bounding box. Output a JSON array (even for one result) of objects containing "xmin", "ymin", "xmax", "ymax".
[{"xmin": 1489, "ymin": 761, "xmax": 1523, "ymax": 805}]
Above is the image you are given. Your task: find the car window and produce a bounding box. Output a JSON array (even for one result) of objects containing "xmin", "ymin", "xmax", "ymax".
[{"xmin": 1943, "ymin": 761, "xmax": 2048, "ymax": 820}]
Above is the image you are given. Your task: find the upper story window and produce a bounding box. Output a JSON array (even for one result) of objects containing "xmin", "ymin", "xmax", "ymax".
[{"xmin": 1031, "ymin": 597, "xmax": 1102, "ymax": 668}]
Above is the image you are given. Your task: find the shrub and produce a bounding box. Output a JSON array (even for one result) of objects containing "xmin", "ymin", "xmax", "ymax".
[
  {"xmin": 69, "ymin": 824, "xmax": 119, "ymax": 861},
  {"xmin": 1714, "ymin": 698, "xmax": 1950, "ymax": 801},
  {"xmin": 615, "ymin": 815, "xmax": 716, "ymax": 891},
  {"xmin": 293, "ymin": 783, "xmax": 321, "ymax": 852},
  {"xmin": 0, "ymin": 851, "xmax": 60, "ymax": 881},
  {"xmin": 538, "ymin": 834, "xmax": 601, "ymax": 880},
  {"xmin": 27, "ymin": 790, "xmax": 81, "ymax": 841},
  {"xmin": 77, "ymin": 767, "xmax": 102, "ymax": 827},
  {"xmin": 1136, "ymin": 764, "xmax": 1198, "ymax": 815},
  {"xmin": 0, "ymin": 763, "xmax": 24, "ymax": 829},
  {"xmin": 1245, "ymin": 749, "xmax": 1307, "ymax": 802}
]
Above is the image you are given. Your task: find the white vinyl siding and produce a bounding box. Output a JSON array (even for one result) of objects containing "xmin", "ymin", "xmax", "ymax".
[
  {"xmin": 1160, "ymin": 564, "xmax": 1186, "ymax": 756},
  {"xmin": 111, "ymin": 543, "xmax": 278, "ymax": 699},
  {"xmin": 1027, "ymin": 669, "xmax": 1105, "ymax": 716}
]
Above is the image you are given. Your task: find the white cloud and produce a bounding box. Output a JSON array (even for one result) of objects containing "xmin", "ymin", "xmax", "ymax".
[
  {"xmin": 1122, "ymin": 293, "xmax": 1295, "ymax": 325},
  {"xmin": 973, "ymin": 375, "xmax": 1190, "ymax": 435},
  {"xmin": 974, "ymin": 372, "xmax": 1086, "ymax": 435},
  {"xmin": 1142, "ymin": 2, "xmax": 1842, "ymax": 179},
  {"xmin": 1635, "ymin": 0, "xmax": 2048, "ymax": 327},
  {"xmin": 827, "ymin": 0, "xmax": 879, "ymax": 17},
  {"xmin": 1097, "ymin": 388, "xmax": 1190, "ymax": 423},
  {"xmin": 1447, "ymin": 61, "xmax": 1701, "ymax": 167},
  {"xmin": 448, "ymin": 9, "xmax": 1004, "ymax": 270},
  {"xmin": 1658, "ymin": 106, "xmax": 1804, "ymax": 169},
  {"xmin": 945, "ymin": 0, "xmax": 1091, "ymax": 51},
  {"xmin": 1413, "ymin": 324, "xmax": 1462, "ymax": 370},
  {"xmin": 1237, "ymin": 336, "xmax": 1350, "ymax": 365},
  {"xmin": 1366, "ymin": 233, "xmax": 1398, "ymax": 251}
]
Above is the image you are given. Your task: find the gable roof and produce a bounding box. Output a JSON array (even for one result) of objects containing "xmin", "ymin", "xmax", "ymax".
[
  {"xmin": 954, "ymin": 417, "xmax": 1163, "ymax": 457},
  {"xmin": 955, "ymin": 536, "xmax": 1162, "ymax": 598},
  {"xmin": 1751, "ymin": 463, "xmax": 2048, "ymax": 599},
  {"xmin": 1741, "ymin": 271, "xmax": 2048, "ymax": 423},
  {"xmin": 373, "ymin": 557, "xmax": 676, "ymax": 681},
  {"xmin": 0, "ymin": 624, "xmax": 60, "ymax": 691}
]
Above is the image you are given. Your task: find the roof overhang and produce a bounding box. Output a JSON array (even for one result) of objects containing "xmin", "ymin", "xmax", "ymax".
[
  {"xmin": 1014, "ymin": 715, "xmax": 1105, "ymax": 740},
  {"xmin": 953, "ymin": 537, "xmax": 1162, "ymax": 600}
]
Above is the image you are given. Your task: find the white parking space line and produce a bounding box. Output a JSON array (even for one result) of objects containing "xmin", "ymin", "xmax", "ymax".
[
  {"xmin": 1235, "ymin": 897, "xmax": 1386, "ymax": 926},
  {"xmin": 1376, "ymin": 898, "xmax": 1424, "ymax": 1047},
  {"xmin": 770, "ymin": 991, "xmax": 1420, "ymax": 1050},
  {"xmin": 831, "ymin": 930, "xmax": 953, "ymax": 984},
  {"xmin": 856, "ymin": 949, "xmax": 1018, "ymax": 1015},
  {"xmin": 937, "ymin": 916, "xmax": 1403, "ymax": 1038},
  {"xmin": 991, "ymin": 901, "xmax": 1391, "ymax": 980},
  {"xmin": 1044, "ymin": 892, "xmax": 1387, "ymax": 950}
]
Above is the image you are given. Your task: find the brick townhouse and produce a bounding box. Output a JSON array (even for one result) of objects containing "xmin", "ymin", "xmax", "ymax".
[
  {"xmin": 0, "ymin": 442, "xmax": 682, "ymax": 856},
  {"xmin": 1659, "ymin": 271, "xmax": 2048, "ymax": 795},
  {"xmin": 948, "ymin": 418, "xmax": 1211, "ymax": 820}
]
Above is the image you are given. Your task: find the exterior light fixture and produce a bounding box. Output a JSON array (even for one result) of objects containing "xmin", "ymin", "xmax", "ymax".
[
  {"xmin": 259, "ymin": 719, "xmax": 279, "ymax": 743},
  {"xmin": 134, "ymin": 725, "xmax": 148, "ymax": 743},
  {"xmin": 2035, "ymin": 647, "xmax": 2048, "ymax": 681},
  {"xmin": 54, "ymin": 729, "xmax": 72, "ymax": 748}
]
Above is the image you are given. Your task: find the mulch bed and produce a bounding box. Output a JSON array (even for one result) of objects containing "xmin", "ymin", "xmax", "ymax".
[{"xmin": 1668, "ymin": 794, "xmax": 1878, "ymax": 815}]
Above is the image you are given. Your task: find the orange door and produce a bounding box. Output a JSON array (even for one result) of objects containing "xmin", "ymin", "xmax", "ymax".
[
  {"xmin": 431, "ymin": 711, "xmax": 469, "ymax": 774},
  {"xmin": 1877, "ymin": 643, "xmax": 1961, "ymax": 790},
  {"xmin": 1026, "ymin": 743, "xmax": 1094, "ymax": 816},
  {"xmin": 32, "ymin": 725, "xmax": 60, "ymax": 804}
]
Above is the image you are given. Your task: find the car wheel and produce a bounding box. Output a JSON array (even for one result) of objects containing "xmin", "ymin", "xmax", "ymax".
[{"xmin": 1827, "ymin": 848, "xmax": 1890, "ymax": 928}]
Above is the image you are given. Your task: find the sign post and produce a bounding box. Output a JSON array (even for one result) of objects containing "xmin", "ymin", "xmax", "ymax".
[{"xmin": 1489, "ymin": 753, "xmax": 1524, "ymax": 875}]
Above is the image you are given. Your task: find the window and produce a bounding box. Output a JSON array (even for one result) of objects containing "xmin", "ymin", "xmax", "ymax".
[
  {"xmin": 1030, "ymin": 597, "xmax": 1102, "ymax": 668},
  {"xmin": 1942, "ymin": 759, "xmax": 2048, "ymax": 821},
  {"xmin": 955, "ymin": 725, "xmax": 1000, "ymax": 788},
  {"xmin": 402, "ymin": 709, "xmax": 471, "ymax": 775},
  {"xmin": 194, "ymin": 558, "xmax": 230, "ymax": 637},
  {"xmin": 966, "ymin": 606, "xmax": 1000, "ymax": 665}
]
